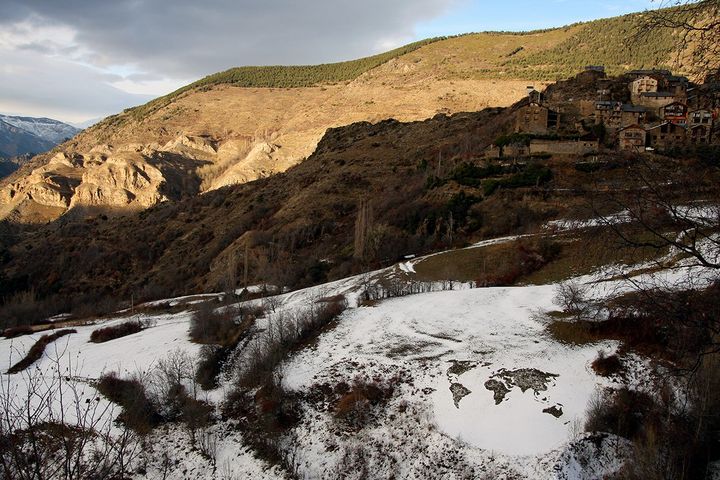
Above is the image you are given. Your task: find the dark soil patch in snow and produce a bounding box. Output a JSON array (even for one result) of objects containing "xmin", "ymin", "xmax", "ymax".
[
  {"xmin": 387, "ymin": 339, "xmax": 444, "ymax": 358},
  {"xmin": 446, "ymin": 360, "xmax": 478, "ymax": 377},
  {"xmin": 484, "ymin": 368, "xmax": 559, "ymax": 404},
  {"xmin": 449, "ymin": 382, "xmax": 472, "ymax": 408},
  {"xmin": 543, "ymin": 405, "xmax": 564, "ymax": 417},
  {"xmin": 484, "ymin": 379, "xmax": 511, "ymax": 404}
]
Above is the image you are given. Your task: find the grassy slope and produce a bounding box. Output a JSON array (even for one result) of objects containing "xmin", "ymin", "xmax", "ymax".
[{"xmin": 102, "ymin": 8, "xmax": 685, "ymax": 129}]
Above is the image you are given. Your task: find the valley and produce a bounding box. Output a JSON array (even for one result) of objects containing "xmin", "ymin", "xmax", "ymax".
[{"xmin": 2, "ymin": 2, "xmax": 720, "ymax": 478}]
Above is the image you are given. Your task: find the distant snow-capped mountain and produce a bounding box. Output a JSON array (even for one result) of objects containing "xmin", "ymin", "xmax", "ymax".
[
  {"xmin": 0, "ymin": 118, "xmax": 55, "ymax": 159},
  {"xmin": 0, "ymin": 114, "xmax": 81, "ymax": 145},
  {"xmin": 0, "ymin": 114, "xmax": 81, "ymax": 178}
]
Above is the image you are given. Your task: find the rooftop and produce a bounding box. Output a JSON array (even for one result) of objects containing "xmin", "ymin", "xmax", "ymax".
[{"xmin": 640, "ymin": 92, "xmax": 676, "ymax": 98}]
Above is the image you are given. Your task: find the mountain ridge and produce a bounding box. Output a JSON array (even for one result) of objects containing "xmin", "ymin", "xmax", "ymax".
[{"xmin": 0, "ymin": 6, "xmax": 702, "ymax": 223}]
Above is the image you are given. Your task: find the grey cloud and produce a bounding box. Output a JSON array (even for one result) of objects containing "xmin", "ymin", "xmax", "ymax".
[
  {"xmin": 0, "ymin": 49, "xmax": 153, "ymax": 122},
  {"xmin": 0, "ymin": 0, "xmax": 458, "ymax": 79}
]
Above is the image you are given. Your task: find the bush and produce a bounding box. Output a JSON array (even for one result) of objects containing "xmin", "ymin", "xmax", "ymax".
[
  {"xmin": 96, "ymin": 373, "xmax": 161, "ymax": 433},
  {"xmin": 334, "ymin": 377, "xmax": 394, "ymax": 430},
  {"xmin": 195, "ymin": 344, "xmax": 233, "ymax": 390},
  {"xmin": 2, "ymin": 325, "xmax": 34, "ymax": 339},
  {"xmin": 0, "ymin": 290, "xmax": 58, "ymax": 330},
  {"xmin": 6, "ymin": 329, "xmax": 77, "ymax": 374},
  {"xmin": 591, "ymin": 351, "xmax": 623, "ymax": 377},
  {"xmin": 483, "ymin": 164, "xmax": 553, "ymax": 196},
  {"xmin": 227, "ymin": 297, "xmax": 347, "ymax": 399},
  {"xmin": 90, "ymin": 319, "xmax": 144, "ymax": 343},
  {"xmin": 585, "ymin": 387, "xmax": 656, "ymax": 440},
  {"xmin": 189, "ymin": 302, "xmax": 243, "ymax": 345}
]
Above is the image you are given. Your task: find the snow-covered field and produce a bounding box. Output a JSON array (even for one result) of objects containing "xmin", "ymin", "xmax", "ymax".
[
  {"xmin": 4, "ymin": 233, "xmax": 714, "ymax": 478},
  {"xmin": 280, "ymin": 284, "xmax": 632, "ymax": 478}
]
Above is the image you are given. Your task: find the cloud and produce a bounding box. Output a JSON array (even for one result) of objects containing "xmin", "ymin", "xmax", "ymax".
[
  {"xmin": 0, "ymin": 0, "xmax": 458, "ymax": 121},
  {"xmin": 0, "ymin": 0, "xmax": 458, "ymax": 79},
  {"xmin": 0, "ymin": 47, "xmax": 153, "ymax": 123}
]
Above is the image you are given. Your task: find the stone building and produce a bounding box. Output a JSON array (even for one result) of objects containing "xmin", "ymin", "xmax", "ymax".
[
  {"xmin": 618, "ymin": 125, "xmax": 647, "ymax": 151},
  {"xmin": 594, "ymin": 101, "xmax": 623, "ymax": 130},
  {"xmin": 689, "ymin": 109, "xmax": 714, "ymax": 127},
  {"xmin": 621, "ymin": 104, "xmax": 649, "ymax": 126},
  {"xmin": 630, "ymin": 76, "xmax": 659, "ymax": 97},
  {"xmin": 515, "ymin": 101, "xmax": 560, "ymax": 134},
  {"xmin": 646, "ymin": 122, "xmax": 686, "ymax": 149},
  {"xmin": 594, "ymin": 103, "xmax": 647, "ymax": 131},
  {"xmin": 636, "ymin": 92, "xmax": 677, "ymax": 111},
  {"xmin": 661, "ymin": 102, "xmax": 688, "ymax": 124},
  {"xmin": 689, "ymin": 124, "xmax": 712, "ymax": 144},
  {"xmin": 627, "ymin": 69, "xmax": 671, "ymax": 79}
]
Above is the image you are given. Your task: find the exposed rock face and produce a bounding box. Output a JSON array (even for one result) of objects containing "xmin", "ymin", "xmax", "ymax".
[
  {"xmin": 69, "ymin": 154, "xmax": 168, "ymax": 209},
  {"xmin": 0, "ymin": 131, "xmax": 320, "ymax": 222},
  {"xmin": 211, "ymin": 140, "xmax": 296, "ymax": 189},
  {"xmin": 0, "ymin": 150, "xmax": 174, "ymax": 221}
]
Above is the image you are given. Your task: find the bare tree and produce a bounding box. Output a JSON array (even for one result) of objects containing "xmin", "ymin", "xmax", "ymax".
[
  {"xmin": 0, "ymin": 345, "xmax": 140, "ymax": 479},
  {"xmin": 593, "ymin": 157, "xmax": 720, "ymax": 271},
  {"xmin": 637, "ymin": 0, "xmax": 720, "ymax": 80},
  {"xmin": 354, "ymin": 199, "xmax": 373, "ymax": 261}
]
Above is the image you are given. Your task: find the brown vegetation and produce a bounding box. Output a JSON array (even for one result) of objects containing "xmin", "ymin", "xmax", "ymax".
[
  {"xmin": 6, "ymin": 329, "xmax": 76, "ymax": 374},
  {"xmin": 590, "ymin": 351, "xmax": 623, "ymax": 377},
  {"xmin": 90, "ymin": 319, "xmax": 146, "ymax": 343},
  {"xmin": 95, "ymin": 373, "xmax": 161, "ymax": 433}
]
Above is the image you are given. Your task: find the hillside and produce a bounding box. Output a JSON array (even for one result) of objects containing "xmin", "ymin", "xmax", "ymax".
[
  {"xmin": 1, "ymin": 229, "xmax": 717, "ymax": 478},
  {"xmin": 3, "ymin": 67, "xmax": 718, "ymax": 323},
  {"xmin": 0, "ymin": 7, "xmax": 698, "ymax": 223}
]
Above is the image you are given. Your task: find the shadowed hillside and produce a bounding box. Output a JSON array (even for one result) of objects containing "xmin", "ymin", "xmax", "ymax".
[{"xmin": 0, "ymin": 6, "xmax": 705, "ymax": 224}]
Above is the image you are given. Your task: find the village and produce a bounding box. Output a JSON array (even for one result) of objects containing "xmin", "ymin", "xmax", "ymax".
[{"xmin": 485, "ymin": 66, "xmax": 720, "ymax": 158}]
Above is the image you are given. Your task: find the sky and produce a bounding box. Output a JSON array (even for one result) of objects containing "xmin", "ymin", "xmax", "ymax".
[{"xmin": 0, "ymin": 0, "xmax": 659, "ymax": 124}]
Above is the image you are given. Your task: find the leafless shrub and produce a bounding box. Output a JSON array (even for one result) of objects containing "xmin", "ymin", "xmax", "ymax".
[
  {"xmin": 6, "ymin": 329, "xmax": 76, "ymax": 374},
  {"xmin": 553, "ymin": 281, "xmax": 599, "ymax": 320},
  {"xmin": 90, "ymin": 318, "xmax": 151, "ymax": 343},
  {"xmin": 96, "ymin": 372, "xmax": 161, "ymax": 434},
  {"xmin": 195, "ymin": 344, "xmax": 233, "ymax": 390},
  {"xmin": 233, "ymin": 297, "xmax": 347, "ymax": 391},
  {"xmin": 2, "ymin": 325, "xmax": 34, "ymax": 339},
  {"xmin": 591, "ymin": 350, "xmax": 623, "ymax": 377},
  {"xmin": 333, "ymin": 376, "xmax": 395, "ymax": 430},
  {"xmin": 198, "ymin": 428, "xmax": 218, "ymax": 464},
  {"xmin": 330, "ymin": 442, "xmax": 370, "ymax": 480},
  {"xmin": 189, "ymin": 302, "xmax": 244, "ymax": 345},
  {"xmin": 0, "ymin": 354, "xmax": 140, "ymax": 479}
]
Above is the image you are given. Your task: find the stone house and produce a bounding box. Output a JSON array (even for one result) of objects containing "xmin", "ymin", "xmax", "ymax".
[
  {"xmin": 689, "ymin": 124, "xmax": 712, "ymax": 144},
  {"xmin": 515, "ymin": 101, "xmax": 559, "ymax": 134},
  {"xmin": 594, "ymin": 103, "xmax": 647, "ymax": 131},
  {"xmin": 661, "ymin": 102, "xmax": 688, "ymax": 124},
  {"xmin": 666, "ymin": 75, "xmax": 689, "ymax": 97},
  {"xmin": 636, "ymin": 92, "xmax": 677, "ymax": 111},
  {"xmin": 627, "ymin": 69, "xmax": 671, "ymax": 79},
  {"xmin": 630, "ymin": 76, "xmax": 659, "ymax": 98},
  {"xmin": 483, "ymin": 143, "xmax": 530, "ymax": 159},
  {"xmin": 621, "ymin": 104, "xmax": 649, "ymax": 126},
  {"xmin": 646, "ymin": 122, "xmax": 687, "ymax": 149},
  {"xmin": 594, "ymin": 101, "xmax": 623, "ymax": 130},
  {"xmin": 689, "ymin": 109, "xmax": 714, "ymax": 127},
  {"xmin": 618, "ymin": 125, "xmax": 647, "ymax": 151}
]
